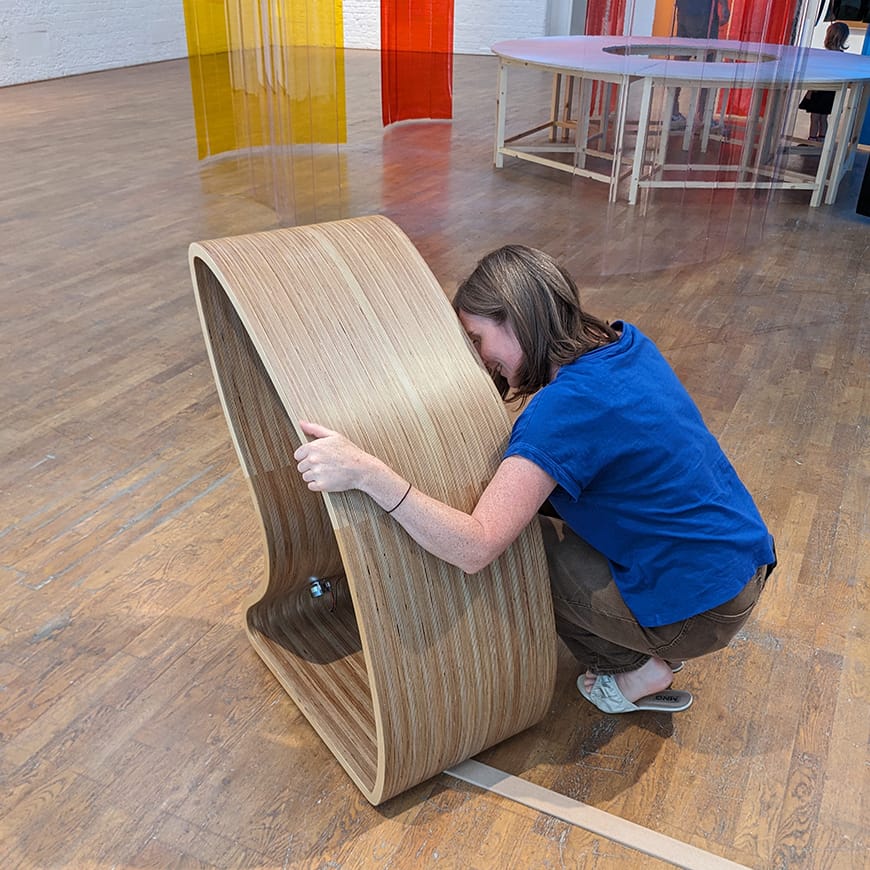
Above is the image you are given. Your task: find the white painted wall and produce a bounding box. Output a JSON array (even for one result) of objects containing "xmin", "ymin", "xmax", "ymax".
[
  {"xmin": 324, "ymin": 0, "xmax": 549, "ymax": 53},
  {"xmin": 0, "ymin": 0, "xmax": 187, "ymax": 87},
  {"xmin": 1, "ymin": 0, "xmax": 551, "ymax": 88},
  {"xmin": 453, "ymin": 0, "xmax": 548, "ymax": 53}
]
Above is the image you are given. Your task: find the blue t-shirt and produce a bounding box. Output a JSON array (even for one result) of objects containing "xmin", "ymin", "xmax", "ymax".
[{"xmin": 505, "ymin": 322, "xmax": 774, "ymax": 627}]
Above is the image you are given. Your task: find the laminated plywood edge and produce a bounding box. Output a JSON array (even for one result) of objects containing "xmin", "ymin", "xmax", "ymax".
[{"xmin": 189, "ymin": 215, "xmax": 557, "ymax": 804}]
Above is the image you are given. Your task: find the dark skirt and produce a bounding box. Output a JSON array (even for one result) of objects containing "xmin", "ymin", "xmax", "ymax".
[{"xmin": 799, "ymin": 90, "xmax": 835, "ymax": 115}]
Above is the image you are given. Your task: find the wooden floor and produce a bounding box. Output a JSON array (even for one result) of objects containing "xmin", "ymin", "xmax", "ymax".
[{"xmin": 1, "ymin": 50, "xmax": 868, "ymax": 869}]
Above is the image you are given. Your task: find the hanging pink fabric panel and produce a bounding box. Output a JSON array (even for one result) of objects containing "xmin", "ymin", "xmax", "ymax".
[{"xmin": 380, "ymin": 0, "xmax": 454, "ymax": 125}]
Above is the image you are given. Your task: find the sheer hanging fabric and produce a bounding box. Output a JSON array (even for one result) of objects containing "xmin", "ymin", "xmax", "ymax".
[
  {"xmin": 596, "ymin": 0, "xmax": 817, "ymax": 273},
  {"xmin": 182, "ymin": 0, "xmax": 347, "ymax": 226}
]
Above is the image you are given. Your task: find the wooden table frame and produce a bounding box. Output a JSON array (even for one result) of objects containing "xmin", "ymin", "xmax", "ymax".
[
  {"xmin": 492, "ymin": 36, "xmax": 870, "ymax": 206},
  {"xmin": 627, "ymin": 72, "xmax": 868, "ymax": 206},
  {"xmin": 494, "ymin": 59, "xmax": 638, "ymax": 200}
]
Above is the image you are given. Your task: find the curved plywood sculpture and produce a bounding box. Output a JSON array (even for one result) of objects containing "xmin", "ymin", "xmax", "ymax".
[{"xmin": 189, "ymin": 215, "xmax": 557, "ymax": 805}]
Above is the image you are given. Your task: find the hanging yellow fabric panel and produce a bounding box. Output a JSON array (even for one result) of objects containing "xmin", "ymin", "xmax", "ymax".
[{"xmin": 183, "ymin": 0, "xmax": 346, "ymax": 160}]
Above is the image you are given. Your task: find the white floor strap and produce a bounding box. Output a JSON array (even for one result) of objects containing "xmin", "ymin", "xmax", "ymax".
[{"xmin": 445, "ymin": 760, "xmax": 750, "ymax": 870}]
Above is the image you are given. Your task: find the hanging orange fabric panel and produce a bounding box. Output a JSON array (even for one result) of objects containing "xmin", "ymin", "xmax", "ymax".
[{"xmin": 380, "ymin": 0, "xmax": 454, "ymax": 126}]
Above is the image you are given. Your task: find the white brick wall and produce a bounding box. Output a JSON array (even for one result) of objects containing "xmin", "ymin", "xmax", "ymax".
[
  {"xmin": 341, "ymin": 0, "xmax": 379, "ymax": 49},
  {"xmin": 0, "ymin": 0, "xmax": 188, "ymax": 87},
  {"xmin": 454, "ymin": 0, "xmax": 548, "ymax": 54},
  {"xmin": 341, "ymin": 0, "xmax": 548, "ymax": 53},
  {"xmin": 1, "ymin": 0, "xmax": 548, "ymax": 87}
]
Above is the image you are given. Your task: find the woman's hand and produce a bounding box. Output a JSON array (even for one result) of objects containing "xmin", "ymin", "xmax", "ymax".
[
  {"xmin": 293, "ymin": 420, "xmax": 556, "ymax": 575},
  {"xmin": 294, "ymin": 420, "xmax": 374, "ymax": 493}
]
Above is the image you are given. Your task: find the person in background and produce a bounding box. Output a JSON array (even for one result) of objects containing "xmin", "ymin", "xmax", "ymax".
[
  {"xmin": 294, "ymin": 245, "xmax": 776, "ymax": 716},
  {"xmin": 799, "ymin": 21, "xmax": 850, "ymax": 141},
  {"xmin": 671, "ymin": 0, "xmax": 731, "ymax": 129}
]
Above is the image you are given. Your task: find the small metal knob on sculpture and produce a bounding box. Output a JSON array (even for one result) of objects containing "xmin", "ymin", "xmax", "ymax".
[{"xmin": 308, "ymin": 576, "xmax": 331, "ymax": 599}]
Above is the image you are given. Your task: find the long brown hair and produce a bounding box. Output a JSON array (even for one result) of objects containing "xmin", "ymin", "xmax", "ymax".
[{"xmin": 453, "ymin": 245, "xmax": 618, "ymax": 400}]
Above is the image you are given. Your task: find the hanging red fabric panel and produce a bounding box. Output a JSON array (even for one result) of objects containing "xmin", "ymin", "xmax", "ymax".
[
  {"xmin": 728, "ymin": 0, "xmax": 798, "ymax": 44},
  {"xmin": 584, "ymin": 0, "xmax": 627, "ymax": 114},
  {"xmin": 724, "ymin": 0, "xmax": 800, "ymax": 115},
  {"xmin": 381, "ymin": 0, "xmax": 454, "ymax": 125},
  {"xmin": 585, "ymin": 0, "xmax": 627, "ymax": 36}
]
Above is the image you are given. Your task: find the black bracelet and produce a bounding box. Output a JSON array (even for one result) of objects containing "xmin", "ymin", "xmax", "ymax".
[{"xmin": 386, "ymin": 482, "xmax": 412, "ymax": 514}]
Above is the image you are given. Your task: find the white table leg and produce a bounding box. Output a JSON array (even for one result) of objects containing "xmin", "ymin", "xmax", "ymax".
[
  {"xmin": 562, "ymin": 75, "xmax": 576, "ymax": 142},
  {"xmin": 629, "ymin": 76, "xmax": 654, "ymax": 205},
  {"xmin": 824, "ymin": 82, "xmax": 860, "ymax": 205},
  {"xmin": 609, "ymin": 77, "xmax": 630, "ymax": 203},
  {"xmin": 494, "ymin": 61, "xmax": 508, "ymax": 169},
  {"xmin": 813, "ymin": 84, "xmax": 848, "ymax": 206},
  {"xmin": 738, "ymin": 87, "xmax": 764, "ymax": 183},
  {"xmin": 575, "ymin": 76, "xmax": 593, "ymax": 170},
  {"xmin": 656, "ymin": 84, "xmax": 674, "ymax": 181},
  {"xmin": 683, "ymin": 86, "xmax": 699, "ymax": 151},
  {"xmin": 845, "ymin": 84, "xmax": 869, "ymax": 173},
  {"xmin": 549, "ymin": 73, "xmax": 562, "ymax": 142},
  {"xmin": 757, "ymin": 88, "xmax": 785, "ymax": 165}
]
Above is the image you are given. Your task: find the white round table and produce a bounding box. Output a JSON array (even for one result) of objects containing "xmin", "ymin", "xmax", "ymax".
[{"xmin": 491, "ymin": 36, "xmax": 870, "ymax": 205}]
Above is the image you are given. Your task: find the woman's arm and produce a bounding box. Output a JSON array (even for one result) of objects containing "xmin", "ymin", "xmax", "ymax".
[{"xmin": 294, "ymin": 420, "xmax": 556, "ymax": 574}]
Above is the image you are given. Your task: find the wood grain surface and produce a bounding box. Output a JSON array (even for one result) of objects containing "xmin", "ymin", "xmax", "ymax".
[{"xmin": 190, "ymin": 216, "xmax": 557, "ymax": 804}]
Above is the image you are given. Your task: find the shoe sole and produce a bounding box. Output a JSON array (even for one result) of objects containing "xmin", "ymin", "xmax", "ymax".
[{"xmin": 577, "ymin": 674, "xmax": 694, "ymax": 714}]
